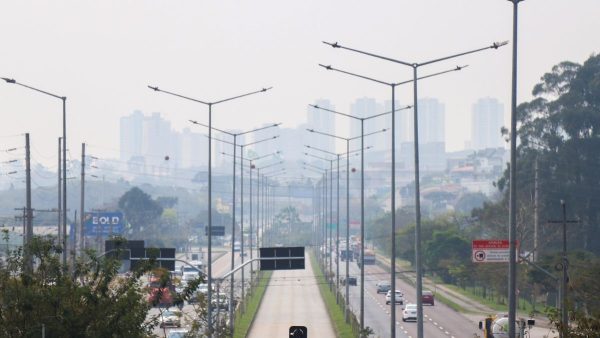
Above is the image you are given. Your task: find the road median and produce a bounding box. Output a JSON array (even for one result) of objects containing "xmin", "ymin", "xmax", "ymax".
[{"xmin": 233, "ymin": 270, "xmax": 272, "ymax": 338}]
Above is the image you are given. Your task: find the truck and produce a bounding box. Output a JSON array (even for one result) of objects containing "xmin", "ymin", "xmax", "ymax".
[
  {"xmin": 339, "ymin": 248, "xmax": 353, "ymax": 262},
  {"xmin": 357, "ymin": 249, "xmax": 376, "ymax": 267}
]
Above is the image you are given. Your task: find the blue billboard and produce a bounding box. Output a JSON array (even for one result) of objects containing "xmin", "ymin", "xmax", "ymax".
[{"xmin": 84, "ymin": 211, "xmax": 125, "ymax": 237}]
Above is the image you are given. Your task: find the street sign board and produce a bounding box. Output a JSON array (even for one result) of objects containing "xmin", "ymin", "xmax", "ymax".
[
  {"xmin": 259, "ymin": 246, "xmax": 305, "ymax": 270},
  {"xmin": 472, "ymin": 239, "xmax": 515, "ymax": 263},
  {"xmin": 205, "ymin": 225, "xmax": 225, "ymax": 236},
  {"xmin": 84, "ymin": 211, "xmax": 124, "ymax": 237}
]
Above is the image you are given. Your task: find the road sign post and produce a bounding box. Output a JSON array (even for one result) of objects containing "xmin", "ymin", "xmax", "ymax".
[{"xmin": 472, "ymin": 240, "xmax": 518, "ymax": 263}]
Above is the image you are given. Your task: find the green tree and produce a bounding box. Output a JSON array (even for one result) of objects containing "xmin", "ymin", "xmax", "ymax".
[
  {"xmin": 118, "ymin": 187, "xmax": 163, "ymax": 239},
  {"xmin": 0, "ymin": 235, "xmax": 155, "ymax": 337}
]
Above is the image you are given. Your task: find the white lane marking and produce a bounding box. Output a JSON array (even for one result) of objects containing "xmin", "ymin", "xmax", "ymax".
[
  {"xmin": 445, "ymin": 331, "xmax": 450, "ymax": 335},
  {"xmin": 433, "ymin": 321, "xmax": 438, "ymax": 325},
  {"xmin": 439, "ymin": 326, "xmax": 444, "ymax": 330}
]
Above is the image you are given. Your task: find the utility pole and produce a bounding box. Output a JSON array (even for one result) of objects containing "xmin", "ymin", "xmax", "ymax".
[
  {"xmin": 533, "ymin": 157, "xmax": 539, "ymax": 262},
  {"xmin": 58, "ymin": 138, "xmax": 62, "ymax": 248},
  {"xmin": 80, "ymin": 143, "xmax": 85, "ymax": 257},
  {"xmin": 25, "ymin": 133, "xmax": 33, "ymax": 272},
  {"xmin": 548, "ymin": 200, "xmax": 579, "ymax": 338}
]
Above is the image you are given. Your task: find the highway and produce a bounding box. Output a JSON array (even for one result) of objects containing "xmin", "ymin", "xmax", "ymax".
[
  {"xmin": 335, "ymin": 255, "xmax": 479, "ymax": 338},
  {"xmin": 150, "ymin": 247, "xmax": 256, "ymax": 337},
  {"xmin": 247, "ymin": 252, "xmax": 335, "ymax": 338}
]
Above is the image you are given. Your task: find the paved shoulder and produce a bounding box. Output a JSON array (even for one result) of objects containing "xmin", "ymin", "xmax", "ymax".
[{"xmin": 247, "ymin": 253, "xmax": 336, "ymax": 338}]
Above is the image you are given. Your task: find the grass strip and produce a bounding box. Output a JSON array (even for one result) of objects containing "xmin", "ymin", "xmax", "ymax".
[
  {"xmin": 310, "ymin": 252, "xmax": 356, "ymax": 338},
  {"xmin": 233, "ymin": 270, "xmax": 272, "ymax": 338}
]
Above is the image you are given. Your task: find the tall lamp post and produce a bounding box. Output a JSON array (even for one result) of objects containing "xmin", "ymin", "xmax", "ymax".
[
  {"xmin": 148, "ymin": 85, "xmax": 271, "ymax": 336},
  {"xmin": 318, "ymin": 63, "xmax": 465, "ymax": 336},
  {"xmin": 308, "ymin": 105, "xmax": 406, "ymax": 331},
  {"xmin": 323, "ymin": 40, "xmax": 507, "ymax": 338},
  {"xmin": 2, "ymin": 77, "xmax": 68, "ymax": 268},
  {"xmin": 304, "ymin": 162, "xmax": 329, "ymax": 267},
  {"xmin": 255, "ymin": 161, "xmax": 284, "ymax": 256},
  {"xmin": 211, "ymin": 135, "xmax": 279, "ymax": 320},
  {"xmin": 261, "ymin": 168, "xmax": 285, "ymax": 247},
  {"xmin": 507, "ymin": 2, "xmax": 524, "ymax": 337},
  {"xmin": 305, "ymin": 152, "xmax": 335, "ymax": 289},
  {"xmin": 305, "ymin": 146, "xmax": 363, "ymax": 304},
  {"xmin": 190, "ymin": 121, "xmax": 279, "ymax": 334}
]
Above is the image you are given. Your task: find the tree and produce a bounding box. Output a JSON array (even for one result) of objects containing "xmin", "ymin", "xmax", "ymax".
[
  {"xmin": 118, "ymin": 187, "xmax": 163, "ymax": 239},
  {"xmin": 0, "ymin": 234, "xmax": 155, "ymax": 337}
]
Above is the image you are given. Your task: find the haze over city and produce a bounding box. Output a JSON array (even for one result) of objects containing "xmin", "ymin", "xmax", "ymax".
[{"xmin": 1, "ymin": 0, "xmax": 599, "ymax": 165}]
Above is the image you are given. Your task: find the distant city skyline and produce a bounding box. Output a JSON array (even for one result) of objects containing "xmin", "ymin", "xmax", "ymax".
[{"xmin": 2, "ymin": 1, "xmax": 599, "ymax": 168}]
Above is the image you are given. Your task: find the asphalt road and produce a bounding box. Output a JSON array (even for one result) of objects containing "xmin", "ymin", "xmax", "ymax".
[
  {"xmin": 247, "ymin": 252, "xmax": 336, "ymax": 338},
  {"xmin": 335, "ymin": 256, "xmax": 478, "ymax": 338}
]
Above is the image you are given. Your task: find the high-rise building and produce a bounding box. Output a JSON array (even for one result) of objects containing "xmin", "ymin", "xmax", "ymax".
[
  {"xmin": 142, "ymin": 112, "xmax": 174, "ymax": 171},
  {"xmin": 307, "ymin": 99, "xmax": 335, "ymax": 154},
  {"xmin": 351, "ymin": 97, "xmax": 385, "ymax": 162},
  {"xmin": 119, "ymin": 110, "xmax": 144, "ymax": 161},
  {"xmin": 470, "ymin": 97, "xmax": 505, "ymax": 150},
  {"xmin": 398, "ymin": 98, "xmax": 446, "ymax": 171},
  {"xmin": 179, "ymin": 127, "xmax": 208, "ymax": 168}
]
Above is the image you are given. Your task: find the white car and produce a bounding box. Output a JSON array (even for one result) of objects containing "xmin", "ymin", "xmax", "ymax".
[
  {"xmin": 402, "ymin": 303, "xmax": 418, "ymax": 322},
  {"xmin": 167, "ymin": 329, "xmax": 189, "ymax": 338},
  {"xmin": 159, "ymin": 309, "xmax": 182, "ymax": 328},
  {"xmin": 385, "ymin": 290, "xmax": 404, "ymax": 305}
]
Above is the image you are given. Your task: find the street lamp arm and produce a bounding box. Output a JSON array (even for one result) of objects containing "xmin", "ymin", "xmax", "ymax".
[
  {"xmin": 322, "ymin": 41, "xmax": 413, "ymax": 67},
  {"xmin": 303, "ymin": 162, "xmax": 326, "ymax": 172},
  {"xmin": 147, "ymin": 85, "xmax": 210, "ymax": 105},
  {"xmin": 305, "ymin": 145, "xmax": 338, "ymax": 157},
  {"xmin": 238, "ymin": 123, "xmax": 281, "ymax": 136},
  {"xmin": 306, "ymin": 128, "xmax": 349, "ymax": 141},
  {"xmin": 258, "ymin": 160, "xmax": 284, "ymax": 170},
  {"xmin": 305, "ymin": 152, "xmax": 334, "ymax": 162},
  {"xmin": 243, "ymin": 135, "xmax": 279, "ymax": 147},
  {"xmin": 250, "ymin": 151, "xmax": 282, "ymax": 162},
  {"xmin": 2, "ymin": 78, "xmax": 64, "ymax": 100},
  {"xmin": 309, "ymin": 104, "xmax": 361, "ymax": 121},
  {"xmin": 262, "ymin": 168, "xmax": 285, "ymax": 176},
  {"xmin": 420, "ymin": 41, "xmax": 508, "ymax": 66},
  {"xmin": 394, "ymin": 65, "xmax": 468, "ymax": 86},
  {"xmin": 319, "ymin": 64, "xmax": 392, "ymax": 86},
  {"xmin": 212, "ymin": 87, "xmax": 273, "ymax": 105},
  {"xmin": 189, "ymin": 120, "xmax": 231, "ymax": 135},
  {"xmin": 349, "ymin": 128, "xmax": 387, "ymax": 141}
]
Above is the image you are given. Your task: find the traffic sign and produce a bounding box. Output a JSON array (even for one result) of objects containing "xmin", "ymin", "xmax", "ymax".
[
  {"xmin": 289, "ymin": 326, "xmax": 307, "ymax": 337},
  {"xmin": 205, "ymin": 225, "xmax": 225, "ymax": 236},
  {"xmin": 260, "ymin": 246, "xmax": 305, "ymax": 270},
  {"xmin": 472, "ymin": 239, "xmax": 518, "ymax": 263}
]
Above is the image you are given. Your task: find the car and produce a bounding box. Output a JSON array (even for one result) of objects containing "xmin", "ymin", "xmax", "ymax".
[
  {"xmin": 402, "ymin": 303, "xmax": 418, "ymax": 322},
  {"xmin": 376, "ymin": 281, "xmax": 391, "ymax": 294},
  {"xmin": 385, "ymin": 290, "xmax": 404, "ymax": 305},
  {"xmin": 167, "ymin": 329, "xmax": 189, "ymax": 338},
  {"xmin": 422, "ymin": 290, "xmax": 435, "ymax": 305},
  {"xmin": 341, "ymin": 276, "xmax": 357, "ymax": 286},
  {"xmin": 159, "ymin": 309, "xmax": 182, "ymax": 328}
]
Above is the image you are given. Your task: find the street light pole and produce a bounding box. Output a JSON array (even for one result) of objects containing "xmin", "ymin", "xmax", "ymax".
[
  {"xmin": 319, "ymin": 63, "xmax": 464, "ymax": 337},
  {"xmin": 308, "ymin": 105, "xmax": 405, "ymax": 331},
  {"xmin": 189, "ymin": 121, "xmax": 280, "ymax": 334},
  {"xmin": 2, "ymin": 77, "xmax": 68, "ymax": 267},
  {"xmin": 508, "ymin": 2, "xmax": 523, "ymax": 337},
  {"xmin": 148, "ymin": 85, "xmax": 271, "ymax": 336},
  {"xmin": 323, "ymin": 39, "xmax": 507, "ymax": 338}
]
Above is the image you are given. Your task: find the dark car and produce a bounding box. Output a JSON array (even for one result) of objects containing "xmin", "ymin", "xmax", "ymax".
[
  {"xmin": 376, "ymin": 281, "xmax": 391, "ymax": 294},
  {"xmin": 422, "ymin": 290, "xmax": 435, "ymax": 305},
  {"xmin": 342, "ymin": 276, "xmax": 357, "ymax": 286}
]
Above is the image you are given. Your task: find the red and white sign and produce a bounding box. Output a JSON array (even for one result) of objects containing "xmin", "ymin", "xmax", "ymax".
[{"xmin": 472, "ymin": 240, "xmax": 514, "ymax": 263}]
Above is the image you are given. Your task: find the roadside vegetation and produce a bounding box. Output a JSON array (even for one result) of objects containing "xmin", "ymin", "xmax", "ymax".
[{"xmin": 368, "ymin": 54, "xmax": 600, "ymax": 335}]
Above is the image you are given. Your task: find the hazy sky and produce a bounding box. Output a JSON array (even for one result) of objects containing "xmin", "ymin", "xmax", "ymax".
[{"xmin": 1, "ymin": 0, "xmax": 599, "ymax": 166}]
